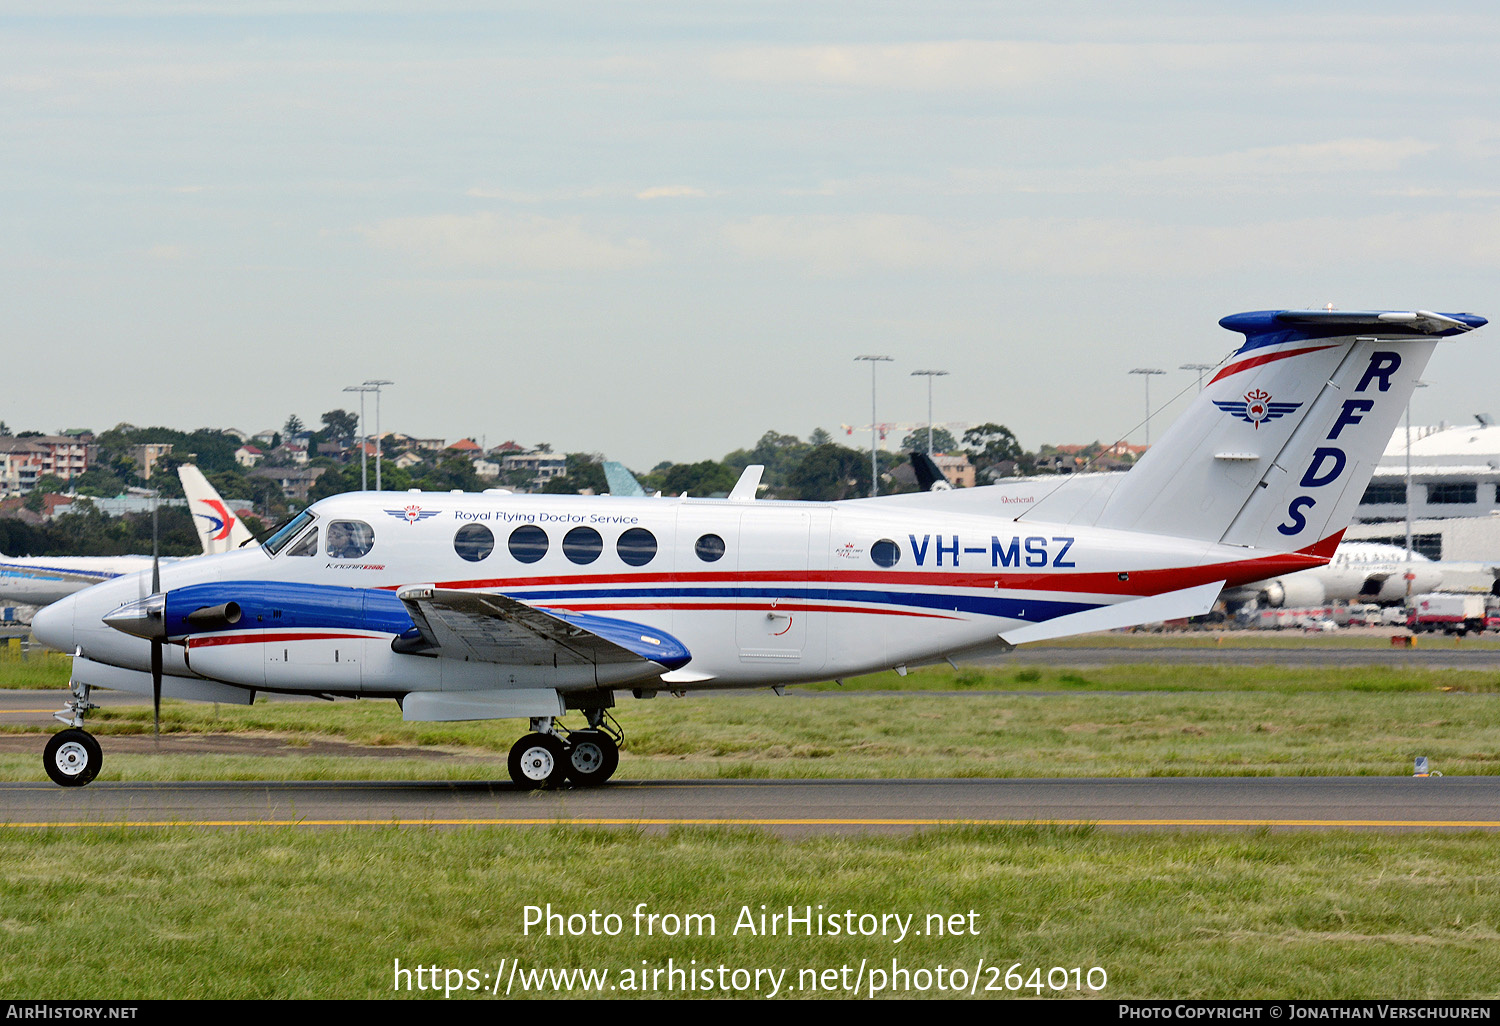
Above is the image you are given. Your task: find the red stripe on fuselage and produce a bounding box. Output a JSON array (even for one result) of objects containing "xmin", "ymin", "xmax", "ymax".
[
  {"xmin": 186, "ymin": 631, "xmax": 374, "ymax": 648},
  {"xmin": 1209, "ymin": 344, "xmax": 1339, "ymax": 384},
  {"xmin": 535, "ymin": 601, "xmax": 962, "ymax": 619},
  {"xmin": 377, "ymin": 544, "xmax": 1332, "ymax": 598}
]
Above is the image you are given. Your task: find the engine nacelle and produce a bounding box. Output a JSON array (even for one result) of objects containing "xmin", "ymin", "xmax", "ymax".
[{"xmin": 1260, "ymin": 576, "xmax": 1327, "ymax": 608}]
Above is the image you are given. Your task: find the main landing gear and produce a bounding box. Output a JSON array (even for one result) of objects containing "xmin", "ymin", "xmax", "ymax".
[
  {"xmin": 507, "ymin": 710, "xmax": 622, "ymax": 790},
  {"xmin": 44, "ymin": 681, "xmax": 102, "ymax": 787}
]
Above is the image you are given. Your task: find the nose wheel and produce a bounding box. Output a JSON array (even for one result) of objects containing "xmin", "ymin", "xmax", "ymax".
[
  {"xmin": 45, "ymin": 680, "xmax": 103, "ymax": 787},
  {"xmin": 44, "ymin": 728, "xmax": 102, "ymax": 787}
]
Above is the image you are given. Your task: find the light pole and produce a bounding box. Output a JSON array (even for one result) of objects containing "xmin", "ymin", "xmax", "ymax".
[
  {"xmin": 855, "ymin": 356, "xmax": 893, "ymax": 497},
  {"xmin": 364, "ymin": 379, "xmax": 393, "ymax": 491},
  {"xmin": 343, "ymin": 384, "xmax": 376, "ymax": 491},
  {"xmin": 910, "ymin": 369, "xmax": 949, "ymax": 455},
  {"xmin": 1180, "ymin": 362, "xmax": 1214, "ymax": 392},
  {"xmin": 1405, "ymin": 379, "xmax": 1429, "ymax": 591},
  {"xmin": 1129, "ymin": 368, "xmax": 1166, "ymax": 445}
]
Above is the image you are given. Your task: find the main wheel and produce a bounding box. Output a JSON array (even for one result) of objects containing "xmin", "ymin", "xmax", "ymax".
[
  {"xmin": 44, "ymin": 729, "xmax": 102, "ymax": 787},
  {"xmin": 508, "ymin": 733, "xmax": 568, "ymax": 790},
  {"xmin": 565, "ymin": 730, "xmax": 619, "ymax": 787}
]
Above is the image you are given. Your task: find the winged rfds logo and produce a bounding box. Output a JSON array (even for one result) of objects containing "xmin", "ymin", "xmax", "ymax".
[
  {"xmin": 1213, "ymin": 388, "xmax": 1301, "ymax": 429},
  {"xmin": 385, "ymin": 505, "xmax": 440, "ymax": 525}
]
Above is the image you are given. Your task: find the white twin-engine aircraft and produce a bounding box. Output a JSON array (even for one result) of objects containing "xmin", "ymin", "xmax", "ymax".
[{"xmin": 31, "ymin": 308, "xmax": 1486, "ymax": 788}]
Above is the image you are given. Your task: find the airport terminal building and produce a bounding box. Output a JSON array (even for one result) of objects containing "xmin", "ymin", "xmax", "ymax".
[{"xmin": 1347, "ymin": 421, "xmax": 1500, "ymax": 560}]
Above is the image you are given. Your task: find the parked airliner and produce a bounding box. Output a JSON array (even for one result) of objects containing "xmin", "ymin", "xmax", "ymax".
[
  {"xmin": 0, "ymin": 467, "xmax": 255, "ymax": 608},
  {"xmin": 30, "ymin": 308, "xmax": 1485, "ymax": 788}
]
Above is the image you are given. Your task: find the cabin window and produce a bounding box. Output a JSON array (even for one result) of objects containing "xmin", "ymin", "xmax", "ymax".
[
  {"xmin": 454, "ymin": 523, "xmax": 495, "ymax": 562},
  {"xmin": 262, "ymin": 510, "xmax": 316, "ymax": 556},
  {"xmin": 508, "ymin": 525, "xmax": 549, "ymax": 564},
  {"xmin": 286, "ymin": 527, "xmax": 319, "ymax": 557},
  {"xmin": 327, "ymin": 520, "xmax": 375, "ymax": 560},
  {"xmin": 616, "ymin": 527, "xmax": 657, "ymax": 566},
  {"xmin": 871, "ymin": 538, "xmax": 900, "ymax": 568},
  {"xmin": 563, "ymin": 526, "xmax": 603, "ymax": 565},
  {"xmin": 695, "ymin": 533, "xmax": 725, "ymax": 562}
]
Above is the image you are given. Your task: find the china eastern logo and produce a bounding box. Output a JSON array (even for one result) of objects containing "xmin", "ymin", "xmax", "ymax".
[
  {"xmin": 1213, "ymin": 388, "xmax": 1301, "ymax": 429},
  {"xmin": 385, "ymin": 505, "xmax": 440, "ymax": 525}
]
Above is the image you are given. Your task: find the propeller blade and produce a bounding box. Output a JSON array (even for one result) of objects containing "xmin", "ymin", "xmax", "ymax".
[
  {"xmin": 151, "ymin": 495, "xmax": 161, "ymax": 743},
  {"xmin": 151, "ymin": 639, "xmax": 162, "ymax": 743}
]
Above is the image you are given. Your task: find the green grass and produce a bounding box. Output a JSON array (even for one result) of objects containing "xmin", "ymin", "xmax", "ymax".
[
  {"xmin": 3, "ymin": 686, "xmax": 1499, "ymax": 781},
  {"xmin": 1038, "ymin": 630, "xmax": 1500, "ymax": 650},
  {"xmin": 823, "ymin": 662, "xmax": 1500, "ymax": 693},
  {"xmin": 0, "ymin": 644, "xmax": 71, "ymax": 689},
  {"xmin": 1, "ymin": 826, "xmax": 1497, "ymax": 999}
]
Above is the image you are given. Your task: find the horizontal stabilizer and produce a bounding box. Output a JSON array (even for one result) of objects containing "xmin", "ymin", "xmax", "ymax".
[
  {"xmin": 1034, "ymin": 309, "xmax": 1486, "ymax": 552},
  {"xmin": 397, "ymin": 586, "xmax": 691, "ymax": 670},
  {"xmin": 998, "ymin": 581, "xmax": 1223, "ymax": 646}
]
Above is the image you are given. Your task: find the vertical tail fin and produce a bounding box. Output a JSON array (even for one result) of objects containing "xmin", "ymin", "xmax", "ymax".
[
  {"xmin": 1026, "ymin": 309, "xmax": 1485, "ymax": 551},
  {"xmin": 177, "ymin": 465, "xmax": 256, "ymax": 555},
  {"xmin": 602, "ymin": 461, "xmax": 647, "ymax": 498}
]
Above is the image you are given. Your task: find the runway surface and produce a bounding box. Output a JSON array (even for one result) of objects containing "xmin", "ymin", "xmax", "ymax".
[{"xmin": 3, "ymin": 777, "xmax": 1498, "ymax": 834}]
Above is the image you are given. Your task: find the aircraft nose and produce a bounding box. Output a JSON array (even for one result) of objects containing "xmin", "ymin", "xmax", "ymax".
[{"xmin": 31, "ymin": 594, "xmax": 76, "ymax": 654}]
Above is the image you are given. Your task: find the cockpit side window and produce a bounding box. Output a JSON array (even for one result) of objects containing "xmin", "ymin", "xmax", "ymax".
[
  {"xmin": 327, "ymin": 520, "xmax": 375, "ymax": 560},
  {"xmin": 287, "ymin": 527, "xmax": 319, "ymax": 557},
  {"xmin": 263, "ymin": 510, "xmax": 317, "ymax": 556}
]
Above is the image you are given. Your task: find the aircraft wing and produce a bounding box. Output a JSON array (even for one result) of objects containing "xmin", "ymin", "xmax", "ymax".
[{"xmin": 395, "ymin": 586, "xmax": 691, "ymax": 670}]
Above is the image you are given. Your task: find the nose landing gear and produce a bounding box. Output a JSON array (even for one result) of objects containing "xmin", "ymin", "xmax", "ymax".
[
  {"xmin": 506, "ymin": 710, "xmax": 622, "ymax": 790},
  {"xmin": 44, "ymin": 681, "xmax": 102, "ymax": 787}
]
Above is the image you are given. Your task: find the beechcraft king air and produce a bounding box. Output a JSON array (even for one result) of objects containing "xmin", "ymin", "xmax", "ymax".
[{"xmin": 30, "ymin": 309, "xmax": 1486, "ymax": 788}]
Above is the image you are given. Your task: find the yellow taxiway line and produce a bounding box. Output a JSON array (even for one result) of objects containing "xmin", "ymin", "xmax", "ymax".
[{"xmin": 3, "ymin": 818, "xmax": 1500, "ymax": 829}]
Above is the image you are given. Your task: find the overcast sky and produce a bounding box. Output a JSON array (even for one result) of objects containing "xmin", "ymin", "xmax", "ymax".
[{"xmin": 5, "ymin": 2, "xmax": 1500, "ymax": 469}]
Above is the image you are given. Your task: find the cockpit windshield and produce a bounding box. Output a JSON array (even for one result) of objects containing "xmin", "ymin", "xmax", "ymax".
[{"xmin": 262, "ymin": 510, "xmax": 317, "ymax": 556}]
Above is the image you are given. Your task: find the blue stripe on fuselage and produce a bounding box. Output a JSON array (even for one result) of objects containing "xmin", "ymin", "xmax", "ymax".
[
  {"xmin": 166, "ymin": 579, "xmax": 1100, "ymax": 632},
  {"xmin": 508, "ymin": 585, "xmax": 1098, "ymax": 622}
]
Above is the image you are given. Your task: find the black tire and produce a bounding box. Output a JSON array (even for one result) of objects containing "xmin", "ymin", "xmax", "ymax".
[
  {"xmin": 508, "ymin": 733, "xmax": 568, "ymax": 790},
  {"xmin": 565, "ymin": 730, "xmax": 619, "ymax": 787},
  {"xmin": 44, "ymin": 729, "xmax": 102, "ymax": 787}
]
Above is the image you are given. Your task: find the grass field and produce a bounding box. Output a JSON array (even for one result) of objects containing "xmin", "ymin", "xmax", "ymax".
[
  {"xmin": 2, "ymin": 825, "xmax": 1497, "ymax": 999},
  {"xmin": 5, "ymin": 647, "xmax": 1500, "ymax": 1000},
  {"xmin": 3, "ymin": 657, "xmax": 1500, "ymax": 781}
]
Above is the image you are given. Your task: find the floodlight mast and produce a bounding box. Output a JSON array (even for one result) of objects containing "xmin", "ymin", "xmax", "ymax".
[
  {"xmin": 1129, "ymin": 367, "xmax": 1166, "ymax": 446},
  {"xmin": 1180, "ymin": 362, "xmax": 1214, "ymax": 392},
  {"xmin": 855, "ymin": 356, "xmax": 893, "ymax": 497},
  {"xmin": 342, "ymin": 385, "xmax": 376, "ymax": 491},
  {"xmin": 911, "ymin": 369, "xmax": 949, "ymax": 456},
  {"xmin": 364, "ymin": 380, "xmax": 393, "ymax": 491}
]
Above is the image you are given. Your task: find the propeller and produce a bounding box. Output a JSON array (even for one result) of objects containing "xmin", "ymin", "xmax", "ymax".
[{"xmin": 151, "ymin": 496, "xmax": 161, "ymax": 745}]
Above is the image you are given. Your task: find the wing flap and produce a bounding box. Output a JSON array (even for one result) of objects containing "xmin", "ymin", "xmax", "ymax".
[{"xmin": 396, "ymin": 586, "xmax": 691, "ymax": 670}]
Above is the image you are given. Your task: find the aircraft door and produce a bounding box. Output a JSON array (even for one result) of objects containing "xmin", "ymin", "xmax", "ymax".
[{"xmin": 734, "ymin": 508, "xmax": 828, "ymax": 675}]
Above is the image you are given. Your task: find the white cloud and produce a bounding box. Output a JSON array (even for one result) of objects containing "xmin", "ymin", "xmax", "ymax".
[
  {"xmin": 362, "ymin": 213, "xmax": 659, "ymax": 272},
  {"xmin": 711, "ymin": 40, "xmax": 1225, "ymax": 91},
  {"xmin": 636, "ymin": 185, "xmax": 708, "ymax": 200},
  {"xmin": 723, "ymin": 210, "xmax": 1500, "ymax": 278},
  {"xmin": 1120, "ymin": 138, "xmax": 1438, "ymax": 178}
]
